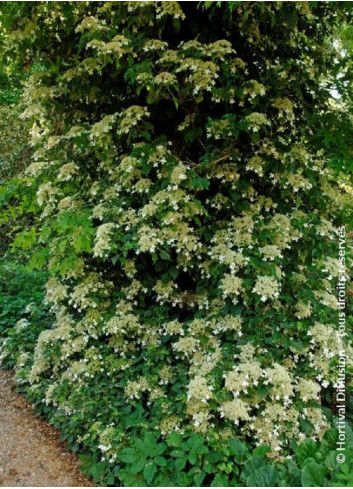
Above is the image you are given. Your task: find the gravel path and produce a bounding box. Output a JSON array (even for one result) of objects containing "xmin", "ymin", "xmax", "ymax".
[{"xmin": 0, "ymin": 370, "xmax": 92, "ymax": 487}]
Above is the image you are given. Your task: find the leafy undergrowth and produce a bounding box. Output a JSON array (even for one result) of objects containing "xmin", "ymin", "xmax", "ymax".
[
  {"xmin": 76, "ymin": 429, "xmax": 353, "ymax": 487},
  {"xmin": 0, "ymin": 263, "xmax": 51, "ymax": 367},
  {"xmin": 1, "ymin": 263, "xmax": 352, "ymax": 486}
]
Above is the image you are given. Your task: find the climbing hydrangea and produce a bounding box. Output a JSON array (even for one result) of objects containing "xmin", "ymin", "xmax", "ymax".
[{"xmin": 1, "ymin": 1, "xmax": 352, "ymax": 487}]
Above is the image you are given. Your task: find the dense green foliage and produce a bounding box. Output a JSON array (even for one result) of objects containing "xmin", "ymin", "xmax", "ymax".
[
  {"xmin": 0, "ymin": 2, "xmax": 352, "ymax": 486},
  {"xmin": 0, "ymin": 263, "xmax": 52, "ymax": 368},
  {"xmin": 0, "ymin": 104, "xmax": 30, "ymax": 181},
  {"xmin": 0, "ymin": 58, "xmax": 32, "ymax": 251}
]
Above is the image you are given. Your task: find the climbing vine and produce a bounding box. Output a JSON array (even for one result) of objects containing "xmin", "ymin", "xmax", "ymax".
[{"xmin": 0, "ymin": 2, "xmax": 352, "ymax": 486}]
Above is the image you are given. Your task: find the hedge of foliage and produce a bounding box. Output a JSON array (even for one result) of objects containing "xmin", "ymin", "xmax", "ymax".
[{"xmin": 1, "ymin": 2, "xmax": 353, "ymax": 486}]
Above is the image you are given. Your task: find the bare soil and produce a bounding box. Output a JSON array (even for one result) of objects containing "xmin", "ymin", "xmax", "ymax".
[{"xmin": 0, "ymin": 370, "xmax": 92, "ymax": 487}]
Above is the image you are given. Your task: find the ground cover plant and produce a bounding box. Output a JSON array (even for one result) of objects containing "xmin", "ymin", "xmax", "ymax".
[{"xmin": 0, "ymin": 1, "xmax": 352, "ymax": 486}]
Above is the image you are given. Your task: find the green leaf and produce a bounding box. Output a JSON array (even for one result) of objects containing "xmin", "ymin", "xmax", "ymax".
[
  {"xmin": 241, "ymin": 456, "xmax": 268, "ymax": 481},
  {"xmin": 187, "ymin": 434, "xmax": 204, "ymax": 451},
  {"xmin": 143, "ymin": 462, "xmax": 157, "ymax": 485},
  {"xmin": 301, "ymin": 462, "xmax": 327, "ymax": 487},
  {"xmin": 246, "ymin": 466, "xmax": 279, "ymax": 487},
  {"xmin": 155, "ymin": 456, "xmax": 167, "ymax": 466},
  {"xmin": 323, "ymin": 428, "xmax": 339, "ymax": 447},
  {"xmin": 172, "ymin": 97, "xmax": 179, "ymax": 109},
  {"xmin": 194, "ymin": 470, "xmax": 206, "ymax": 486},
  {"xmin": 324, "ymin": 451, "xmax": 340, "ymax": 471},
  {"xmin": 188, "ymin": 451, "xmax": 198, "ymax": 465},
  {"xmin": 118, "ymin": 447, "xmax": 139, "ymax": 464},
  {"xmin": 174, "ymin": 458, "xmax": 187, "ymax": 471},
  {"xmin": 107, "ymin": 473, "xmax": 115, "ymax": 485},
  {"xmin": 211, "ymin": 473, "xmax": 230, "ymax": 487},
  {"xmin": 191, "ymin": 176, "xmax": 210, "ymax": 190},
  {"xmin": 169, "ymin": 267, "xmax": 179, "ymax": 280},
  {"xmin": 229, "ymin": 438, "xmax": 249, "ymax": 464},
  {"xmin": 171, "ymin": 448, "xmax": 185, "ymax": 458},
  {"xmin": 89, "ymin": 461, "xmax": 108, "ymax": 479},
  {"xmin": 296, "ymin": 439, "xmax": 318, "ymax": 464},
  {"xmin": 167, "ymin": 432, "xmax": 182, "ymax": 448},
  {"xmin": 142, "ymin": 432, "xmax": 158, "ymax": 453},
  {"xmin": 252, "ymin": 445, "xmax": 272, "ymax": 457},
  {"xmin": 154, "ymin": 442, "xmax": 167, "ymax": 457},
  {"xmin": 130, "ymin": 458, "xmax": 147, "ymax": 474},
  {"xmin": 12, "ymin": 228, "xmax": 36, "ymax": 250}
]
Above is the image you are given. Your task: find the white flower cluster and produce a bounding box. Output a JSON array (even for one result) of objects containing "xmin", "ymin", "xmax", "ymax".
[
  {"xmin": 252, "ymin": 276, "xmax": 280, "ymax": 302},
  {"xmin": 93, "ymin": 223, "xmax": 116, "ymax": 258},
  {"xmin": 220, "ymin": 274, "xmax": 243, "ymax": 303}
]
